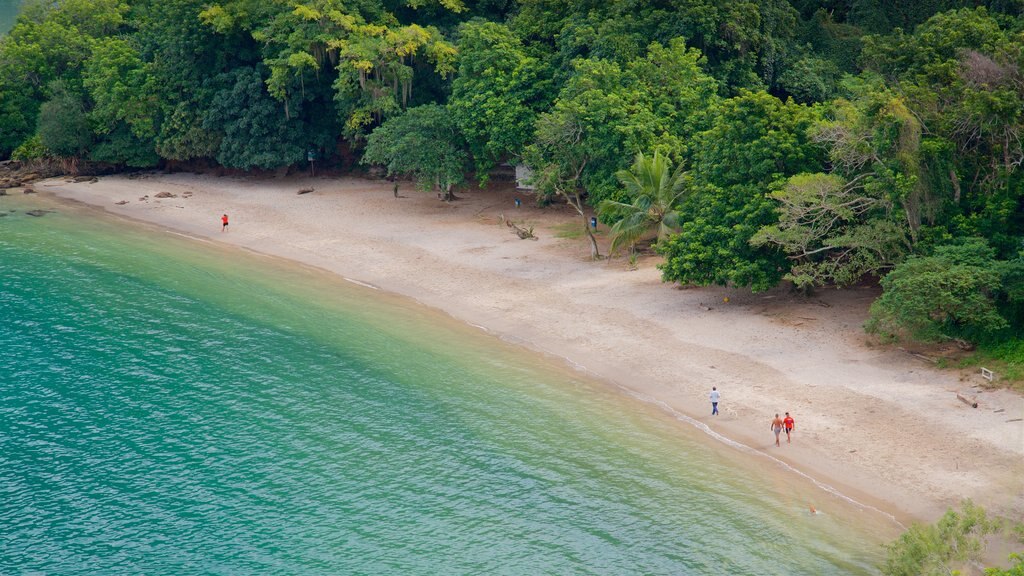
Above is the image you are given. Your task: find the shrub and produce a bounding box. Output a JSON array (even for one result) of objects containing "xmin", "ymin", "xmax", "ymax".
[
  {"xmin": 882, "ymin": 501, "xmax": 996, "ymax": 576},
  {"xmin": 867, "ymin": 238, "xmax": 1007, "ymax": 343},
  {"xmin": 10, "ymin": 135, "xmax": 49, "ymax": 161}
]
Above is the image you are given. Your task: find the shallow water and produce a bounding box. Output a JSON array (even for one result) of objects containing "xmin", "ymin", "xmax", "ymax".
[
  {"xmin": 0, "ymin": 195, "xmax": 893, "ymax": 574},
  {"xmin": 0, "ymin": 0, "xmax": 20, "ymax": 35}
]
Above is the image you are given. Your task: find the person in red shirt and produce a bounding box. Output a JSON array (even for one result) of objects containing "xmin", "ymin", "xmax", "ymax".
[
  {"xmin": 783, "ymin": 412, "xmax": 795, "ymax": 443},
  {"xmin": 221, "ymin": 213, "xmax": 229, "ymax": 232}
]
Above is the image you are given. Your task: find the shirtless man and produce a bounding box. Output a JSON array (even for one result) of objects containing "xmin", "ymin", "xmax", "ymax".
[{"xmin": 770, "ymin": 414, "xmax": 783, "ymax": 447}]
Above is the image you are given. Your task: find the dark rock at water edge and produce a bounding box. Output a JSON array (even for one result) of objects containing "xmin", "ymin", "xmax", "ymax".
[
  {"xmin": 0, "ymin": 189, "xmax": 6, "ymax": 196},
  {"xmin": 23, "ymin": 187, "xmax": 35, "ymax": 194},
  {"xmin": 26, "ymin": 209, "xmax": 53, "ymax": 217}
]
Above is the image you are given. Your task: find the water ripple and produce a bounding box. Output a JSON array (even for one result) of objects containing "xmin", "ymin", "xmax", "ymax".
[{"xmin": 0, "ymin": 204, "xmax": 887, "ymax": 575}]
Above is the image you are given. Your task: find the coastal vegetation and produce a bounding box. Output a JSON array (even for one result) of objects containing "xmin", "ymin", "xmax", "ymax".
[
  {"xmin": 3, "ymin": 0, "xmax": 1024, "ymax": 356},
  {"xmin": 881, "ymin": 501, "xmax": 1024, "ymax": 576}
]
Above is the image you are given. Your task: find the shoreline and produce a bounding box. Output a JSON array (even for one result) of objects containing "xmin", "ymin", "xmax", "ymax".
[{"xmin": 36, "ymin": 172, "xmax": 1024, "ymax": 526}]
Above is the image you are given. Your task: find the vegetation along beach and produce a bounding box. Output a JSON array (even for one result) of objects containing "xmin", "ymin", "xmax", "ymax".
[{"xmin": 2, "ymin": 0, "xmax": 1024, "ymax": 573}]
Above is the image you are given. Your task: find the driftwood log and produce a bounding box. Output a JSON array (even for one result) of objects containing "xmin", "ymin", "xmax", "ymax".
[
  {"xmin": 957, "ymin": 393, "xmax": 978, "ymax": 408},
  {"xmin": 501, "ymin": 215, "xmax": 537, "ymax": 240}
]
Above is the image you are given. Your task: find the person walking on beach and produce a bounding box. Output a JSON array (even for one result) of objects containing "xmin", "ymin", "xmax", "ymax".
[
  {"xmin": 709, "ymin": 386, "xmax": 720, "ymax": 416},
  {"xmin": 783, "ymin": 412, "xmax": 795, "ymax": 443},
  {"xmin": 771, "ymin": 413, "xmax": 783, "ymax": 447},
  {"xmin": 221, "ymin": 213, "xmax": 229, "ymax": 232}
]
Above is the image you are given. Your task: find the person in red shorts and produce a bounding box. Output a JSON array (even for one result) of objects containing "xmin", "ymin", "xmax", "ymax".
[
  {"xmin": 783, "ymin": 412, "xmax": 795, "ymax": 443},
  {"xmin": 221, "ymin": 213, "xmax": 229, "ymax": 232}
]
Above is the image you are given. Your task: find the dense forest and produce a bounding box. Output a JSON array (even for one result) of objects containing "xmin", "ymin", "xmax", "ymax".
[{"xmin": 3, "ymin": 0, "xmax": 1024, "ymax": 353}]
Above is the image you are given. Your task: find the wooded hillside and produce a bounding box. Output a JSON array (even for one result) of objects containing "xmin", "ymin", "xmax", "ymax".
[{"xmin": 3, "ymin": 0, "xmax": 1024, "ymax": 349}]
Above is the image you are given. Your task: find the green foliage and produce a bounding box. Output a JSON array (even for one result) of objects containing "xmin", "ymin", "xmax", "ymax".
[
  {"xmin": 777, "ymin": 54, "xmax": 840, "ymax": 103},
  {"xmin": 155, "ymin": 101, "xmax": 221, "ymax": 161},
  {"xmin": 361, "ymin": 104, "xmax": 466, "ymax": 197},
  {"xmin": 752, "ymin": 88, "xmax": 927, "ymax": 289},
  {"xmin": 0, "ymin": 0, "xmax": 131, "ymax": 158},
  {"xmin": 689, "ymin": 90, "xmax": 821, "ymax": 188},
  {"xmin": 90, "ymin": 123, "xmax": 160, "ymax": 167},
  {"xmin": 867, "ymin": 239, "xmax": 1009, "ymax": 343},
  {"xmin": 330, "ymin": 19, "xmax": 456, "ymax": 139},
  {"xmin": 448, "ymin": 20, "xmax": 552, "ymax": 181},
  {"xmin": 962, "ymin": 340, "xmax": 1024, "ymax": 388},
  {"xmin": 83, "ymin": 38, "xmax": 158, "ymax": 140},
  {"xmin": 10, "ymin": 134, "xmax": 49, "ymax": 161},
  {"xmin": 598, "ymin": 150, "xmax": 688, "ymax": 255},
  {"xmin": 510, "ymin": 0, "xmax": 798, "ymax": 94},
  {"xmin": 526, "ymin": 39, "xmax": 718, "ymax": 207},
  {"xmin": 37, "ymin": 82, "xmax": 91, "ymax": 157},
  {"xmin": 203, "ymin": 67, "xmax": 308, "ymax": 170},
  {"xmin": 881, "ymin": 501, "xmax": 997, "ymax": 576},
  {"xmin": 985, "ymin": 554, "xmax": 1024, "ymax": 576},
  {"xmin": 658, "ymin": 183, "xmax": 790, "ymax": 291},
  {"xmin": 0, "ymin": 85, "xmax": 36, "ymax": 156},
  {"xmin": 3, "ymin": 0, "xmax": 1024, "ymax": 355},
  {"xmin": 659, "ymin": 90, "xmax": 822, "ymax": 290},
  {"xmin": 753, "ymin": 172, "xmax": 912, "ymax": 289}
]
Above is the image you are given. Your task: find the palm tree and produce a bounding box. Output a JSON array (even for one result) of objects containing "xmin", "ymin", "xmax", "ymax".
[{"xmin": 598, "ymin": 150, "xmax": 688, "ymax": 256}]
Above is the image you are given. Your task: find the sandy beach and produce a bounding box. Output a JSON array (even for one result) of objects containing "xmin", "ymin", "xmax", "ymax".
[{"xmin": 40, "ymin": 172, "xmax": 1024, "ymax": 525}]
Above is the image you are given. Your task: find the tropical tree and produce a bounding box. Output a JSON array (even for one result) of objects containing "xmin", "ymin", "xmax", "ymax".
[
  {"xmin": 659, "ymin": 90, "xmax": 823, "ymax": 291},
  {"xmin": 361, "ymin": 104, "xmax": 466, "ymax": 200},
  {"xmin": 523, "ymin": 107, "xmax": 601, "ymax": 259},
  {"xmin": 36, "ymin": 81, "xmax": 91, "ymax": 158},
  {"xmin": 598, "ymin": 150, "xmax": 688, "ymax": 255},
  {"xmin": 447, "ymin": 20, "xmax": 552, "ymax": 182}
]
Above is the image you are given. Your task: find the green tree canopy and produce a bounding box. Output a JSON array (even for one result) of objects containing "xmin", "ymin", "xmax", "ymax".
[
  {"xmin": 448, "ymin": 20, "xmax": 552, "ymax": 181},
  {"xmin": 867, "ymin": 239, "xmax": 1010, "ymax": 343},
  {"xmin": 659, "ymin": 90, "xmax": 822, "ymax": 291},
  {"xmin": 361, "ymin": 103, "xmax": 466, "ymax": 199}
]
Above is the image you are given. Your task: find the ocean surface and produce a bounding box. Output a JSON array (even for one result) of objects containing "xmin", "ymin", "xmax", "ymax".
[
  {"xmin": 0, "ymin": 0, "xmax": 20, "ymax": 35},
  {"xmin": 0, "ymin": 195, "xmax": 894, "ymax": 575}
]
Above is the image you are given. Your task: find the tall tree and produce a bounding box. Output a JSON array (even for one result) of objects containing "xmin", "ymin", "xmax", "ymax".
[
  {"xmin": 524, "ymin": 108, "xmax": 602, "ymax": 259},
  {"xmin": 361, "ymin": 104, "xmax": 466, "ymax": 200},
  {"xmin": 448, "ymin": 20, "xmax": 552, "ymax": 182},
  {"xmin": 659, "ymin": 90, "xmax": 822, "ymax": 290},
  {"xmin": 202, "ymin": 66, "xmax": 308, "ymax": 170}
]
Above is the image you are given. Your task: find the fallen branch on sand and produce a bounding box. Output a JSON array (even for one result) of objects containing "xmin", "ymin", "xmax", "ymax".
[
  {"xmin": 957, "ymin": 393, "xmax": 978, "ymax": 408},
  {"xmin": 500, "ymin": 214, "xmax": 537, "ymax": 240},
  {"xmin": 297, "ymin": 188, "xmax": 314, "ymax": 195}
]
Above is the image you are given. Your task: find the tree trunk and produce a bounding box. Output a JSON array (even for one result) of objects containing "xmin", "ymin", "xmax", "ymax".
[
  {"xmin": 584, "ymin": 218, "xmax": 600, "ymax": 260},
  {"xmin": 564, "ymin": 191, "xmax": 600, "ymax": 260}
]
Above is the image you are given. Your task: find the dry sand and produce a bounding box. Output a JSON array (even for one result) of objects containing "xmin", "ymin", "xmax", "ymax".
[{"xmin": 41, "ymin": 172, "xmax": 1024, "ymax": 525}]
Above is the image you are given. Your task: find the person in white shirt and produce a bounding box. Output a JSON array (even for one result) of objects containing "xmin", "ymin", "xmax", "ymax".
[{"xmin": 709, "ymin": 386, "xmax": 720, "ymax": 416}]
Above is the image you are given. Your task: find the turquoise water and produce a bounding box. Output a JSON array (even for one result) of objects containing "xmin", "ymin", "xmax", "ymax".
[
  {"xmin": 0, "ymin": 0, "xmax": 20, "ymax": 35},
  {"xmin": 0, "ymin": 195, "xmax": 892, "ymax": 574}
]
